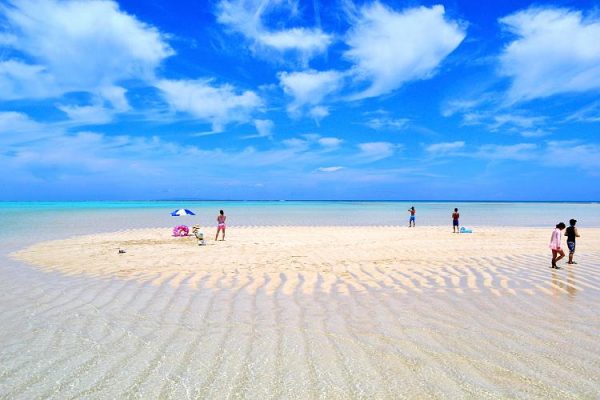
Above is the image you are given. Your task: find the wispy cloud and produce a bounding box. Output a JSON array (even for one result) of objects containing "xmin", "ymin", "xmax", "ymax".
[
  {"xmin": 454, "ymin": 109, "xmax": 550, "ymax": 138},
  {"xmin": 566, "ymin": 101, "xmax": 600, "ymax": 123},
  {"xmin": 156, "ymin": 79, "xmax": 263, "ymax": 132},
  {"xmin": 475, "ymin": 143, "xmax": 537, "ymax": 161},
  {"xmin": 499, "ymin": 6, "xmax": 600, "ymax": 102},
  {"xmin": 317, "ymin": 166, "xmax": 343, "ymax": 172},
  {"xmin": 242, "ymin": 119, "xmax": 274, "ymax": 139},
  {"xmin": 365, "ymin": 116, "xmax": 410, "ymax": 130},
  {"xmin": 357, "ymin": 141, "xmax": 399, "ymax": 162},
  {"xmin": 317, "ymin": 137, "xmax": 343, "ymax": 149},
  {"xmin": 278, "ymin": 69, "xmax": 344, "ymax": 116},
  {"xmin": 0, "ymin": 0, "xmax": 172, "ymax": 103},
  {"xmin": 344, "ymin": 3, "xmax": 466, "ymax": 99},
  {"xmin": 425, "ymin": 141, "xmax": 465, "ymax": 154},
  {"xmin": 545, "ymin": 140, "xmax": 600, "ymax": 174},
  {"xmin": 216, "ymin": 0, "xmax": 332, "ymax": 62}
]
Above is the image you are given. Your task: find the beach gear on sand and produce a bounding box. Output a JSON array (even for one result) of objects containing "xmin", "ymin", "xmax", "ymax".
[
  {"xmin": 173, "ymin": 225, "xmax": 189, "ymax": 237},
  {"xmin": 171, "ymin": 209, "xmax": 195, "ymax": 237},
  {"xmin": 171, "ymin": 208, "xmax": 196, "ymax": 216},
  {"xmin": 459, "ymin": 227, "xmax": 473, "ymax": 233},
  {"xmin": 192, "ymin": 225, "xmax": 205, "ymax": 245}
]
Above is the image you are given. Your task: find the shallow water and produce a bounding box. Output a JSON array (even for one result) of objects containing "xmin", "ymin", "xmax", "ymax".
[{"xmin": 1, "ymin": 202, "xmax": 599, "ymax": 398}]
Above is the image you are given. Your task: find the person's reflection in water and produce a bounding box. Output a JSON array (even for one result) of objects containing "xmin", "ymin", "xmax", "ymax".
[
  {"xmin": 566, "ymin": 266, "xmax": 578, "ymax": 299},
  {"xmin": 551, "ymin": 270, "xmax": 561, "ymax": 297},
  {"xmin": 550, "ymin": 268, "xmax": 578, "ymax": 299}
]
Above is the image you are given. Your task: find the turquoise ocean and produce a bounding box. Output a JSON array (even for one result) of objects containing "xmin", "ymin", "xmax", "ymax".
[{"xmin": 2, "ymin": 200, "xmax": 599, "ymax": 250}]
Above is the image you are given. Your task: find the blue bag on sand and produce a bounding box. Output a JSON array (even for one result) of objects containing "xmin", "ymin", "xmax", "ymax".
[{"xmin": 460, "ymin": 227, "xmax": 473, "ymax": 233}]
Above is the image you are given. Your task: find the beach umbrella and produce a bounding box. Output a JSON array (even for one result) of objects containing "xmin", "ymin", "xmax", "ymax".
[{"xmin": 171, "ymin": 208, "xmax": 195, "ymax": 216}]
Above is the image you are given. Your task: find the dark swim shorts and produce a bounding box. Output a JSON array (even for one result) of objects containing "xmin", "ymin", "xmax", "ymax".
[
  {"xmin": 453, "ymin": 219, "xmax": 459, "ymax": 226},
  {"xmin": 567, "ymin": 241, "xmax": 576, "ymax": 253}
]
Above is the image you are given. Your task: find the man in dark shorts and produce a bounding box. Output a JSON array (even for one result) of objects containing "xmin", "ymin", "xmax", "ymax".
[
  {"xmin": 565, "ymin": 219, "xmax": 580, "ymax": 264},
  {"xmin": 408, "ymin": 206, "xmax": 416, "ymax": 227},
  {"xmin": 452, "ymin": 208, "xmax": 459, "ymax": 233}
]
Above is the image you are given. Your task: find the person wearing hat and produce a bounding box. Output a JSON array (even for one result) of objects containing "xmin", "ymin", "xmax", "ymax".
[{"xmin": 565, "ymin": 219, "xmax": 580, "ymax": 264}]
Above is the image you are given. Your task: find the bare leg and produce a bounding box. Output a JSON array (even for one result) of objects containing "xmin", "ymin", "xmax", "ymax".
[
  {"xmin": 555, "ymin": 249, "xmax": 565, "ymax": 264},
  {"xmin": 568, "ymin": 253, "xmax": 574, "ymax": 264},
  {"xmin": 552, "ymin": 249, "xmax": 565, "ymax": 268},
  {"xmin": 222, "ymin": 229, "xmax": 225, "ymax": 241}
]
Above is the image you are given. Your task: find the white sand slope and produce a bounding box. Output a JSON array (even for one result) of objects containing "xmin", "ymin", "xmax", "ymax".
[
  {"xmin": 12, "ymin": 226, "xmax": 600, "ymax": 295},
  {"xmin": 5, "ymin": 226, "xmax": 600, "ymax": 398}
]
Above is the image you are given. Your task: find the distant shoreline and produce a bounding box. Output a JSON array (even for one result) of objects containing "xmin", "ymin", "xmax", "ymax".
[{"xmin": 1, "ymin": 199, "xmax": 599, "ymax": 204}]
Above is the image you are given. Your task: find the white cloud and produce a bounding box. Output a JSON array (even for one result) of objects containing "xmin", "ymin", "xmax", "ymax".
[
  {"xmin": 308, "ymin": 106, "xmax": 330, "ymax": 121},
  {"xmin": 156, "ymin": 79, "xmax": 263, "ymax": 132},
  {"xmin": 57, "ymin": 104, "xmax": 115, "ymax": 125},
  {"xmin": 281, "ymin": 134, "xmax": 342, "ymax": 151},
  {"xmin": 545, "ymin": 141, "xmax": 600, "ymax": 172},
  {"xmin": 99, "ymin": 86, "xmax": 131, "ymax": 112},
  {"xmin": 0, "ymin": 111, "xmax": 66, "ymax": 146},
  {"xmin": 0, "ymin": 60, "xmax": 56, "ymax": 99},
  {"xmin": 566, "ymin": 101, "xmax": 600, "ymax": 123},
  {"xmin": 441, "ymin": 98, "xmax": 485, "ymax": 117},
  {"xmin": 357, "ymin": 141, "xmax": 398, "ymax": 162},
  {"xmin": 458, "ymin": 110, "xmax": 550, "ymax": 137},
  {"xmin": 489, "ymin": 114, "xmax": 545, "ymax": 130},
  {"xmin": 55, "ymin": 85, "xmax": 130, "ymax": 125},
  {"xmin": 216, "ymin": 0, "xmax": 332, "ymax": 61},
  {"xmin": 0, "ymin": 0, "xmax": 172, "ymax": 102},
  {"xmin": 476, "ymin": 143, "xmax": 537, "ymax": 161},
  {"xmin": 241, "ymin": 119, "xmax": 274, "ymax": 139},
  {"xmin": 281, "ymin": 137, "xmax": 309, "ymax": 150},
  {"xmin": 520, "ymin": 129, "xmax": 548, "ymax": 138},
  {"xmin": 425, "ymin": 141, "xmax": 465, "ymax": 154},
  {"xmin": 499, "ymin": 7, "xmax": 600, "ymax": 102},
  {"xmin": 318, "ymin": 137, "xmax": 343, "ymax": 148},
  {"xmin": 278, "ymin": 69, "xmax": 344, "ymax": 115},
  {"xmin": 0, "ymin": 33, "xmax": 17, "ymax": 45},
  {"xmin": 344, "ymin": 3, "xmax": 466, "ymax": 99},
  {"xmin": 366, "ymin": 116, "xmax": 409, "ymax": 130},
  {"xmin": 317, "ymin": 166, "xmax": 343, "ymax": 172},
  {"xmin": 258, "ymin": 28, "xmax": 332, "ymax": 53}
]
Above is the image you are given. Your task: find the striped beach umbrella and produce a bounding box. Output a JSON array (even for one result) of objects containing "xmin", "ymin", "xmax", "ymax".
[{"xmin": 170, "ymin": 208, "xmax": 195, "ymax": 216}]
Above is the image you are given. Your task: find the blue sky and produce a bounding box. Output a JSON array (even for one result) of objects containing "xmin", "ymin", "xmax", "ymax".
[{"xmin": 1, "ymin": 0, "xmax": 599, "ymax": 200}]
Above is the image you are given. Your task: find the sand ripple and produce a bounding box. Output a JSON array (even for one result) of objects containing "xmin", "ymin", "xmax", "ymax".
[{"xmin": 2, "ymin": 226, "xmax": 599, "ymax": 398}]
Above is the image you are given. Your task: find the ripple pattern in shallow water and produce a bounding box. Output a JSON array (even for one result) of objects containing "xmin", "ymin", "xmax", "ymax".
[{"xmin": 1, "ymin": 252, "xmax": 600, "ymax": 399}]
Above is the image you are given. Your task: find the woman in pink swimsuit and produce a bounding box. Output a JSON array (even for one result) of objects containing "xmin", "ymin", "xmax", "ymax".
[
  {"xmin": 549, "ymin": 222, "xmax": 566, "ymax": 269},
  {"xmin": 215, "ymin": 209, "xmax": 226, "ymax": 241}
]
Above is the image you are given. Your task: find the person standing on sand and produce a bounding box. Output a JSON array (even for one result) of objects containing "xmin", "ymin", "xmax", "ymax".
[
  {"xmin": 452, "ymin": 208, "xmax": 460, "ymax": 233},
  {"xmin": 215, "ymin": 210, "xmax": 226, "ymax": 241},
  {"xmin": 408, "ymin": 206, "xmax": 416, "ymax": 227},
  {"xmin": 549, "ymin": 222, "xmax": 566, "ymax": 269},
  {"xmin": 565, "ymin": 219, "xmax": 580, "ymax": 265}
]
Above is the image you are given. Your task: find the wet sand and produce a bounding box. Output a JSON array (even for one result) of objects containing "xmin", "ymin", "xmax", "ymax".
[{"xmin": 5, "ymin": 226, "xmax": 600, "ymax": 398}]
